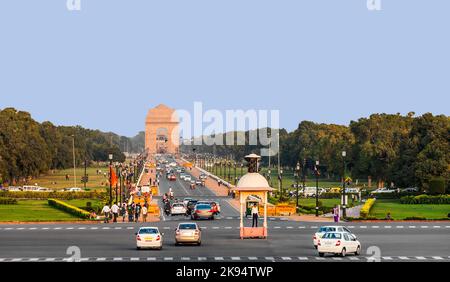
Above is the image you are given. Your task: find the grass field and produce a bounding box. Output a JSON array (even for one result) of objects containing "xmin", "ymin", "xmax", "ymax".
[
  {"xmin": 0, "ymin": 200, "xmax": 81, "ymax": 222},
  {"xmin": 296, "ymin": 198, "xmax": 360, "ymax": 209},
  {"xmin": 18, "ymin": 166, "xmax": 110, "ymax": 191},
  {"xmin": 370, "ymin": 200, "xmax": 450, "ymax": 219}
]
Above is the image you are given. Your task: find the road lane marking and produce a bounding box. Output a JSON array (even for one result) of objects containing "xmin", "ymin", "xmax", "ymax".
[
  {"xmin": 66, "ymin": 227, "xmax": 74, "ymax": 230},
  {"xmin": 78, "ymin": 227, "xmax": 85, "ymax": 230},
  {"xmin": 420, "ymin": 226, "xmax": 428, "ymax": 228},
  {"xmin": 53, "ymin": 227, "xmax": 62, "ymax": 230},
  {"xmin": 115, "ymin": 227, "xmax": 122, "ymax": 230},
  {"xmin": 265, "ymin": 257, "xmax": 275, "ymax": 261},
  {"xmin": 433, "ymin": 226, "xmax": 441, "ymax": 228},
  {"xmin": 96, "ymin": 258, "xmax": 106, "ymax": 261},
  {"xmin": 147, "ymin": 257, "xmax": 156, "ymax": 261},
  {"xmin": 181, "ymin": 257, "xmax": 190, "ymax": 261},
  {"xmin": 113, "ymin": 258, "xmax": 123, "ymax": 261},
  {"xmin": 130, "ymin": 258, "xmax": 140, "ymax": 261},
  {"xmin": 396, "ymin": 226, "xmax": 404, "ymax": 229},
  {"xmin": 347, "ymin": 226, "xmax": 355, "ymax": 228},
  {"xmin": 286, "ymin": 226, "xmax": 293, "ymax": 229},
  {"xmin": 382, "ymin": 257, "xmax": 393, "ymax": 260},
  {"xmin": 212, "ymin": 227, "xmax": 219, "ymax": 229},
  {"xmin": 298, "ymin": 257, "xmax": 308, "ymax": 260},
  {"xmin": 398, "ymin": 256, "xmax": 409, "ymax": 260},
  {"xmin": 91, "ymin": 227, "xmax": 98, "ymax": 230},
  {"xmin": 332, "ymin": 257, "xmax": 343, "ymax": 260},
  {"xmin": 298, "ymin": 226, "xmax": 305, "ymax": 229},
  {"xmin": 215, "ymin": 257, "xmax": 224, "ymax": 261},
  {"xmin": 384, "ymin": 226, "xmax": 391, "ymax": 229},
  {"xmin": 349, "ymin": 257, "xmax": 360, "ymax": 261},
  {"xmin": 163, "ymin": 227, "xmax": 171, "ymax": 230},
  {"xmin": 80, "ymin": 258, "xmax": 89, "ymax": 262},
  {"xmin": 281, "ymin": 257, "xmax": 292, "ymax": 261},
  {"xmin": 42, "ymin": 227, "xmax": 50, "ymax": 230},
  {"xmin": 408, "ymin": 226, "xmax": 416, "ymax": 228},
  {"xmin": 432, "ymin": 256, "xmax": 444, "ymax": 260},
  {"xmin": 0, "ymin": 259, "xmax": 4, "ymax": 262},
  {"xmin": 359, "ymin": 226, "xmax": 367, "ymax": 229},
  {"xmin": 17, "ymin": 227, "xmax": 25, "ymax": 230},
  {"xmin": 11, "ymin": 258, "xmax": 22, "ymax": 262},
  {"xmin": 45, "ymin": 258, "xmax": 55, "ymax": 262},
  {"xmin": 224, "ymin": 227, "xmax": 232, "ymax": 229},
  {"xmin": 315, "ymin": 257, "xmax": 325, "ymax": 260},
  {"xmin": 127, "ymin": 227, "xmax": 134, "ymax": 229},
  {"xmin": 311, "ymin": 226, "xmax": 318, "ymax": 229},
  {"xmin": 231, "ymin": 257, "xmax": 241, "ymax": 261},
  {"xmin": 274, "ymin": 226, "xmax": 281, "ymax": 229},
  {"xmin": 198, "ymin": 257, "xmax": 207, "ymax": 261},
  {"xmin": 416, "ymin": 256, "xmax": 427, "ymax": 260},
  {"xmin": 248, "ymin": 257, "xmax": 258, "ymax": 260},
  {"xmin": 102, "ymin": 227, "xmax": 110, "ymax": 230},
  {"xmin": 371, "ymin": 226, "xmax": 379, "ymax": 228}
]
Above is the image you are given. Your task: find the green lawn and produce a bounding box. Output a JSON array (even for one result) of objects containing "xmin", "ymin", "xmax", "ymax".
[
  {"xmin": 370, "ymin": 200, "xmax": 450, "ymax": 219},
  {"xmin": 0, "ymin": 200, "xmax": 81, "ymax": 222},
  {"xmin": 16, "ymin": 166, "xmax": 110, "ymax": 191},
  {"xmin": 297, "ymin": 198, "xmax": 360, "ymax": 209}
]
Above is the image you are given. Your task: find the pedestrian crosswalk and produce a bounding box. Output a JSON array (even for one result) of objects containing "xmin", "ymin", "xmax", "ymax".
[{"xmin": 0, "ymin": 256, "xmax": 448, "ymax": 262}]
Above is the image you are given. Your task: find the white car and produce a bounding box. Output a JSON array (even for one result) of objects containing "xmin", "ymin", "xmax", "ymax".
[
  {"xmin": 371, "ymin": 188, "xmax": 396, "ymax": 194},
  {"xmin": 313, "ymin": 226, "xmax": 354, "ymax": 248},
  {"xmin": 65, "ymin": 187, "xmax": 83, "ymax": 192},
  {"xmin": 301, "ymin": 187, "xmax": 324, "ymax": 197},
  {"xmin": 171, "ymin": 203, "xmax": 187, "ymax": 216},
  {"xmin": 317, "ymin": 232, "xmax": 361, "ymax": 257},
  {"xmin": 136, "ymin": 227, "xmax": 163, "ymax": 250},
  {"xmin": 184, "ymin": 176, "xmax": 192, "ymax": 182},
  {"xmin": 179, "ymin": 174, "xmax": 186, "ymax": 180}
]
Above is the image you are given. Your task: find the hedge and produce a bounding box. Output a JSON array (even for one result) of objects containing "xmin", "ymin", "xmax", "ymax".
[
  {"xmin": 360, "ymin": 198, "xmax": 376, "ymax": 218},
  {"xmin": 47, "ymin": 199, "xmax": 91, "ymax": 219},
  {"xmin": 400, "ymin": 194, "xmax": 450, "ymax": 205},
  {"xmin": 0, "ymin": 191, "xmax": 106, "ymax": 200},
  {"xmin": 0, "ymin": 198, "xmax": 18, "ymax": 205}
]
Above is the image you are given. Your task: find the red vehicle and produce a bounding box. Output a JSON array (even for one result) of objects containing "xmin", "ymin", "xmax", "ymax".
[{"xmin": 169, "ymin": 174, "xmax": 176, "ymax": 181}]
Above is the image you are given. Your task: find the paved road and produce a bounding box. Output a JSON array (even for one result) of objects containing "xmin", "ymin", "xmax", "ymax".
[{"xmin": 0, "ymin": 167, "xmax": 449, "ymax": 262}]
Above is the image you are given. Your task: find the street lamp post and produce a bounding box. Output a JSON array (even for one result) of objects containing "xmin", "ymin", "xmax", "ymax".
[
  {"xmin": 295, "ymin": 162, "xmax": 300, "ymax": 208},
  {"xmin": 109, "ymin": 154, "xmax": 113, "ymax": 206},
  {"xmin": 279, "ymin": 169, "xmax": 283, "ymax": 202},
  {"xmin": 315, "ymin": 160, "xmax": 320, "ymax": 217},
  {"xmin": 342, "ymin": 151, "xmax": 347, "ymax": 219},
  {"xmin": 71, "ymin": 135, "xmax": 76, "ymax": 189}
]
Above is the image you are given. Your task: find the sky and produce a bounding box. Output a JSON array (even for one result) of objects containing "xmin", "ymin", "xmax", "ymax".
[{"xmin": 0, "ymin": 0, "xmax": 449, "ymax": 137}]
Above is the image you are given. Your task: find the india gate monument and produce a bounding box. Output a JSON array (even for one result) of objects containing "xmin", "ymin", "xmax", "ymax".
[{"xmin": 145, "ymin": 104, "xmax": 180, "ymax": 155}]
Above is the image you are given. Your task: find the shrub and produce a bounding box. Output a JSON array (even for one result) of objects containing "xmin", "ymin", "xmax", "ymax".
[
  {"xmin": 429, "ymin": 178, "xmax": 446, "ymax": 195},
  {"xmin": 48, "ymin": 199, "xmax": 91, "ymax": 219},
  {"xmin": 0, "ymin": 191, "xmax": 106, "ymax": 200},
  {"xmin": 0, "ymin": 198, "xmax": 18, "ymax": 205},
  {"xmin": 360, "ymin": 198, "xmax": 376, "ymax": 218},
  {"xmin": 400, "ymin": 194, "xmax": 450, "ymax": 204}
]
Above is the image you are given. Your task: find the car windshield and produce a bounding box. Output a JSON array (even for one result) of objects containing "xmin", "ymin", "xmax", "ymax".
[
  {"xmin": 139, "ymin": 228, "xmax": 159, "ymax": 234},
  {"xmin": 319, "ymin": 227, "xmax": 336, "ymax": 233},
  {"xmin": 179, "ymin": 224, "xmax": 197, "ymax": 230},
  {"xmin": 173, "ymin": 204, "xmax": 183, "ymax": 207},
  {"xmin": 196, "ymin": 204, "xmax": 212, "ymax": 210},
  {"xmin": 323, "ymin": 232, "xmax": 341, "ymax": 239}
]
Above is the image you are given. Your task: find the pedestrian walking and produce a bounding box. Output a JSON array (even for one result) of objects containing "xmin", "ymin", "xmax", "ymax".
[
  {"xmin": 111, "ymin": 202, "xmax": 119, "ymax": 223},
  {"xmin": 135, "ymin": 203, "xmax": 141, "ymax": 222},
  {"xmin": 128, "ymin": 203, "xmax": 135, "ymax": 222},
  {"xmin": 142, "ymin": 205, "xmax": 148, "ymax": 222},
  {"xmin": 101, "ymin": 203, "xmax": 111, "ymax": 223},
  {"xmin": 120, "ymin": 203, "xmax": 127, "ymax": 222},
  {"xmin": 251, "ymin": 204, "xmax": 259, "ymax": 227}
]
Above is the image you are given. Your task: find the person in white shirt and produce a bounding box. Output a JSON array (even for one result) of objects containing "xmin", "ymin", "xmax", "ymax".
[
  {"xmin": 111, "ymin": 202, "xmax": 119, "ymax": 223},
  {"xmin": 101, "ymin": 204, "xmax": 111, "ymax": 223},
  {"xmin": 251, "ymin": 204, "xmax": 259, "ymax": 227},
  {"xmin": 142, "ymin": 205, "xmax": 148, "ymax": 222}
]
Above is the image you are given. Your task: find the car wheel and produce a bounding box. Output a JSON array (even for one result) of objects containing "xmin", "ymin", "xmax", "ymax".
[
  {"xmin": 314, "ymin": 245, "xmax": 317, "ymax": 249},
  {"xmin": 341, "ymin": 248, "xmax": 346, "ymax": 257},
  {"xmin": 355, "ymin": 246, "xmax": 361, "ymax": 256},
  {"xmin": 318, "ymin": 252, "xmax": 324, "ymax": 257},
  {"xmin": 136, "ymin": 247, "xmax": 141, "ymax": 250},
  {"xmin": 198, "ymin": 241, "xmax": 201, "ymax": 246}
]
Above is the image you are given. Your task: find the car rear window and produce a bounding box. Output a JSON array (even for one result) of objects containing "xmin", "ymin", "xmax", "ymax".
[
  {"xmin": 323, "ymin": 232, "xmax": 341, "ymax": 239},
  {"xmin": 319, "ymin": 227, "xmax": 336, "ymax": 233},
  {"xmin": 196, "ymin": 204, "xmax": 212, "ymax": 210},
  {"xmin": 139, "ymin": 228, "xmax": 159, "ymax": 234},
  {"xmin": 179, "ymin": 224, "xmax": 197, "ymax": 230},
  {"xmin": 173, "ymin": 204, "xmax": 184, "ymax": 207}
]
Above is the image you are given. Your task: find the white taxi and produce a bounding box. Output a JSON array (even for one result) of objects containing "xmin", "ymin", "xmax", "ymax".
[
  {"xmin": 136, "ymin": 227, "xmax": 163, "ymax": 250},
  {"xmin": 317, "ymin": 232, "xmax": 361, "ymax": 257},
  {"xmin": 313, "ymin": 226, "xmax": 354, "ymax": 248},
  {"xmin": 171, "ymin": 203, "xmax": 187, "ymax": 216}
]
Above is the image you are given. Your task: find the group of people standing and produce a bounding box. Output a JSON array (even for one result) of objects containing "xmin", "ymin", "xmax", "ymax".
[{"xmin": 101, "ymin": 202, "xmax": 149, "ymax": 223}]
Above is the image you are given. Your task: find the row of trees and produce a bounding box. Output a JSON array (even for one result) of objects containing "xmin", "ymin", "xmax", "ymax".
[
  {"xmin": 0, "ymin": 108, "xmax": 143, "ymax": 184},
  {"xmin": 182, "ymin": 112, "xmax": 449, "ymax": 190}
]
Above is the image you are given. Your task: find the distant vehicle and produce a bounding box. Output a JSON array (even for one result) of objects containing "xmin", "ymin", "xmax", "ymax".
[
  {"xmin": 401, "ymin": 187, "xmax": 419, "ymax": 193},
  {"xmin": 195, "ymin": 180, "xmax": 203, "ymax": 186},
  {"xmin": 136, "ymin": 227, "xmax": 163, "ymax": 250},
  {"xmin": 328, "ymin": 187, "xmax": 341, "ymax": 193},
  {"xmin": 65, "ymin": 187, "xmax": 83, "ymax": 192},
  {"xmin": 22, "ymin": 185, "xmax": 53, "ymax": 192},
  {"xmin": 183, "ymin": 198, "xmax": 194, "ymax": 206},
  {"xmin": 175, "ymin": 223, "xmax": 202, "ymax": 246},
  {"xmin": 301, "ymin": 187, "xmax": 324, "ymax": 197},
  {"xmin": 184, "ymin": 176, "xmax": 192, "ymax": 182},
  {"xmin": 345, "ymin": 188, "xmax": 360, "ymax": 193},
  {"xmin": 169, "ymin": 162, "xmax": 177, "ymax": 167},
  {"xmin": 317, "ymin": 232, "xmax": 361, "ymax": 257},
  {"xmin": 191, "ymin": 203, "xmax": 215, "ymax": 220},
  {"xmin": 171, "ymin": 203, "xmax": 187, "ymax": 216},
  {"xmin": 169, "ymin": 174, "xmax": 176, "ymax": 181},
  {"xmin": 313, "ymin": 226, "xmax": 354, "ymax": 249},
  {"xmin": 6, "ymin": 186, "xmax": 22, "ymax": 192},
  {"xmin": 179, "ymin": 174, "xmax": 186, "ymax": 180},
  {"xmin": 199, "ymin": 174, "xmax": 207, "ymax": 180},
  {"xmin": 371, "ymin": 188, "xmax": 396, "ymax": 194},
  {"xmin": 176, "ymin": 168, "xmax": 182, "ymax": 173}
]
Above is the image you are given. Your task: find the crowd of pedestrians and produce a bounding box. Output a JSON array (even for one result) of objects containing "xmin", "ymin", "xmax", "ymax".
[{"xmin": 101, "ymin": 201, "xmax": 150, "ymax": 223}]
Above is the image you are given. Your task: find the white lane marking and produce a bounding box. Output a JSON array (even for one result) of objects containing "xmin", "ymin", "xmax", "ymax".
[
  {"xmin": 202, "ymin": 227, "xmax": 207, "ymax": 230},
  {"xmin": 371, "ymin": 226, "xmax": 379, "ymax": 229},
  {"xmin": 80, "ymin": 258, "xmax": 89, "ymax": 262},
  {"xmin": 45, "ymin": 258, "xmax": 55, "ymax": 261},
  {"xmin": 347, "ymin": 226, "xmax": 355, "ymax": 228},
  {"xmin": 315, "ymin": 257, "xmax": 326, "ymax": 260},
  {"xmin": 115, "ymin": 227, "xmax": 122, "ymax": 230},
  {"xmin": 66, "ymin": 227, "xmax": 74, "ymax": 230},
  {"xmin": 198, "ymin": 257, "xmax": 207, "ymax": 261},
  {"xmin": 396, "ymin": 226, "xmax": 404, "ymax": 229},
  {"xmin": 28, "ymin": 258, "xmax": 39, "ymax": 262},
  {"xmin": 147, "ymin": 257, "xmax": 156, "ymax": 261},
  {"xmin": 298, "ymin": 257, "xmax": 308, "ymax": 260},
  {"xmin": 127, "ymin": 227, "xmax": 134, "ymax": 230},
  {"xmin": 0, "ymin": 258, "xmax": 4, "ymax": 262},
  {"xmin": 332, "ymin": 257, "xmax": 343, "ymax": 260},
  {"xmin": 382, "ymin": 257, "xmax": 393, "ymax": 260},
  {"xmin": 420, "ymin": 226, "xmax": 428, "ymax": 228},
  {"xmin": 445, "ymin": 226, "xmax": 450, "ymax": 228},
  {"xmin": 113, "ymin": 258, "xmax": 123, "ymax": 261},
  {"xmin": 181, "ymin": 257, "xmax": 190, "ymax": 261},
  {"xmin": 42, "ymin": 227, "xmax": 49, "ymax": 230},
  {"xmin": 78, "ymin": 227, "xmax": 86, "ymax": 230},
  {"xmin": 130, "ymin": 258, "xmax": 140, "ymax": 261},
  {"xmin": 384, "ymin": 226, "xmax": 391, "ymax": 229},
  {"xmin": 231, "ymin": 257, "xmax": 241, "ymax": 261},
  {"xmin": 349, "ymin": 257, "xmax": 360, "ymax": 261},
  {"xmin": 248, "ymin": 257, "xmax": 258, "ymax": 260},
  {"xmin": 298, "ymin": 226, "xmax": 305, "ymax": 229},
  {"xmin": 433, "ymin": 226, "xmax": 441, "ymax": 229},
  {"xmin": 212, "ymin": 227, "xmax": 219, "ymax": 229},
  {"xmin": 17, "ymin": 227, "xmax": 25, "ymax": 230},
  {"xmin": 5, "ymin": 228, "xmax": 13, "ymax": 230},
  {"xmin": 274, "ymin": 226, "xmax": 281, "ymax": 229},
  {"xmin": 360, "ymin": 226, "xmax": 367, "ymax": 229},
  {"xmin": 311, "ymin": 226, "xmax": 318, "ymax": 229},
  {"xmin": 408, "ymin": 226, "xmax": 416, "ymax": 229},
  {"xmin": 11, "ymin": 258, "xmax": 23, "ymax": 262},
  {"xmin": 91, "ymin": 227, "xmax": 98, "ymax": 230},
  {"xmin": 398, "ymin": 256, "xmax": 410, "ymax": 260},
  {"xmin": 265, "ymin": 257, "xmax": 275, "ymax": 261},
  {"xmin": 28, "ymin": 227, "xmax": 37, "ymax": 230},
  {"xmin": 281, "ymin": 257, "xmax": 292, "ymax": 261},
  {"xmin": 224, "ymin": 227, "xmax": 232, "ymax": 229},
  {"xmin": 163, "ymin": 227, "xmax": 170, "ymax": 230},
  {"xmin": 432, "ymin": 256, "xmax": 444, "ymax": 260},
  {"xmin": 416, "ymin": 256, "xmax": 427, "ymax": 260},
  {"xmin": 102, "ymin": 227, "xmax": 110, "ymax": 230},
  {"xmin": 215, "ymin": 257, "xmax": 224, "ymax": 261},
  {"xmin": 96, "ymin": 258, "xmax": 106, "ymax": 261},
  {"xmin": 226, "ymin": 217, "xmax": 233, "ymax": 219},
  {"xmin": 286, "ymin": 226, "xmax": 293, "ymax": 229}
]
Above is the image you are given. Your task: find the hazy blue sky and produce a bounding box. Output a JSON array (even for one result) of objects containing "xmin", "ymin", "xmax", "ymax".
[{"xmin": 0, "ymin": 0, "xmax": 449, "ymax": 137}]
